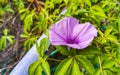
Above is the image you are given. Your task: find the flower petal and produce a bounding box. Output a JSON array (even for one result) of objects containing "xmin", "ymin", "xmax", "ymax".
[
  {"xmin": 66, "ymin": 35, "xmax": 94, "ymax": 49},
  {"xmin": 49, "ymin": 29, "xmax": 67, "ymax": 45},
  {"xmin": 72, "ymin": 22, "xmax": 97, "ymax": 49},
  {"xmin": 49, "ymin": 17, "xmax": 79, "ymax": 45}
]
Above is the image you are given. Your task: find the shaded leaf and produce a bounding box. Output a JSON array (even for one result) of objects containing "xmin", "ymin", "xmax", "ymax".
[
  {"xmin": 56, "ymin": 46, "xmax": 69, "ymax": 56},
  {"xmin": 78, "ymin": 46, "xmax": 100, "ymax": 55}
]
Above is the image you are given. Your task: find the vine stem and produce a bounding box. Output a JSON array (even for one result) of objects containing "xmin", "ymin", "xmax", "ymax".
[
  {"xmin": 47, "ymin": 58, "xmax": 61, "ymax": 62},
  {"xmin": 98, "ymin": 56, "xmax": 103, "ymax": 75}
]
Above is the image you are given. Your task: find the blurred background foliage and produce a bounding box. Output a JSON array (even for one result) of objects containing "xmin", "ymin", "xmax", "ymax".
[{"xmin": 0, "ymin": 0, "xmax": 120, "ymax": 75}]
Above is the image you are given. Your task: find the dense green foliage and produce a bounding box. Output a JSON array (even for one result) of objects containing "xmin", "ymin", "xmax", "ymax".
[
  {"xmin": 0, "ymin": 0, "xmax": 120, "ymax": 75},
  {"xmin": 28, "ymin": 0, "xmax": 120, "ymax": 75}
]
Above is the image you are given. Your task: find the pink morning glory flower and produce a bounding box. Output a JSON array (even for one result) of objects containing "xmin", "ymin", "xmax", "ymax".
[{"xmin": 49, "ymin": 17, "xmax": 97, "ymax": 49}]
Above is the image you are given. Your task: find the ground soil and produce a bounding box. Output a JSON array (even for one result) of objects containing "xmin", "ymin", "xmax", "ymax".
[{"xmin": 0, "ymin": 11, "xmax": 26, "ymax": 75}]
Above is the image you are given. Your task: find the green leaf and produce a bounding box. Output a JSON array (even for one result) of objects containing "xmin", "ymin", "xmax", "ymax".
[
  {"xmin": 41, "ymin": 61, "xmax": 50, "ymax": 75},
  {"xmin": 54, "ymin": 57, "xmax": 73, "ymax": 75},
  {"xmin": 6, "ymin": 8, "xmax": 14, "ymax": 13},
  {"xmin": 105, "ymin": 70, "xmax": 113, "ymax": 75},
  {"xmin": 85, "ymin": 0, "xmax": 91, "ymax": 7},
  {"xmin": 76, "ymin": 55, "xmax": 95, "ymax": 75},
  {"xmin": 19, "ymin": 9, "xmax": 27, "ymax": 14},
  {"xmin": 64, "ymin": 0, "xmax": 68, "ymax": 4},
  {"xmin": 36, "ymin": 38, "xmax": 48, "ymax": 57},
  {"xmin": 3, "ymin": 29, "xmax": 8, "ymax": 36},
  {"xmin": 109, "ymin": 67, "xmax": 120, "ymax": 73},
  {"xmin": 52, "ymin": 0, "xmax": 62, "ymax": 4},
  {"xmin": 20, "ymin": 12, "xmax": 27, "ymax": 20},
  {"xmin": 117, "ymin": 48, "xmax": 120, "ymax": 63},
  {"xmin": 102, "ymin": 59, "xmax": 116, "ymax": 68},
  {"xmin": 7, "ymin": 35, "xmax": 14, "ymax": 44},
  {"xmin": 7, "ymin": 37, "xmax": 14, "ymax": 44},
  {"xmin": 20, "ymin": 34, "xmax": 28, "ymax": 38},
  {"xmin": 56, "ymin": 46, "xmax": 69, "ymax": 56},
  {"xmin": 24, "ymin": 40, "xmax": 30, "ymax": 50},
  {"xmin": 24, "ymin": 14, "xmax": 33, "ymax": 31},
  {"xmin": 0, "ymin": 39, "xmax": 2, "ymax": 49},
  {"xmin": 94, "ymin": 69, "xmax": 100, "ymax": 75},
  {"xmin": 0, "ymin": 37, "xmax": 7, "ymax": 49},
  {"xmin": 118, "ymin": 20, "xmax": 120, "ymax": 32},
  {"xmin": 90, "ymin": 5, "xmax": 107, "ymax": 18},
  {"xmin": 71, "ymin": 59, "xmax": 83, "ymax": 75},
  {"xmin": 78, "ymin": 46, "xmax": 100, "ymax": 55},
  {"xmin": 104, "ymin": 28, "xmax": 113, "ymax": 36},
  {"xmin": 98, "ymin": 29, "xmax": 104, "ymax": 37},
  {"xmin": 103, "ymin": 70, "xmax": 108, "ymax": 75},
  {"xmin": 5, "ymin": 4, "xmax": 14, "ymax": 13},
  {"xmin": 75, "ymin": 9, "xmax": 88, "ymax": 15},
  {"xmin": 107, "ymin": 35, "xmax": 118, "ymax": 44},
  {"xmin": 35, "ymin": 65, "xmax": 42, "ymax": 75},
  {"xmin": 64, "ymin": 65, "xmax": 72, "ymax": 75},
  {"xmin": 0, "ymin": 38, "xmax": 4, "ymax": 49},
  {"xmin": 8, "ymin": 35, "xmax": 14, "ymax": 39},
  {"xmin": 28, "ymin": 61, "xmax": 41, "ymax": 75},
  {"xmin": 3, "ymin": 39, "xmax": 6, "ymax": 48}
]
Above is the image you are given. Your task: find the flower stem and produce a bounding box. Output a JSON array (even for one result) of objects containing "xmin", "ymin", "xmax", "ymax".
[{"xmin": 98, "ymin": 56, "xmax": 103, "ymax": 75}]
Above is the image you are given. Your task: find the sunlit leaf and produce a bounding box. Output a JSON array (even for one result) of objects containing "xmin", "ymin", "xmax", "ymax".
[
  {"xmin": 36, "ymin": 38, "xmax": 48, "ymax": 57},
  {"xmin": 28, "ymin": 61, "xmax": 41, "ymax": 75},
  {"xmin": 94, "ymin": 69, "xmax": 100, "ymax": 75},
  {"xmin": 71, "ymin": 59, "xmax": 83, "ymax": 75},
  {"xmin": 3, "ymin": 29, "xmax": 8, "ymax": 36},
  {"xmin": 54, "ymin": 57, "xmax": 73, "ymax": 75},
  {"xmin": 7, "ymin": 36, "xmax": 14, "ymax": 44},
  {"xmin": 34, "ymin": 65, "xmax": 42, "ymax": 75},
  {"xmin": 85, "ymin": 0, "xmax": 91, "ymax": 7},
  {"xmin": 76, "ymin": 55, "xmax": 95, "ymax": 75},
  {"xmin": 90, "ymin": 5, "xmax": 107, "ymax": 18},
  {"xmin": 104, "ymin": 27, "xmax": 113, "ymax": 36},
  {"xmin": 41, "ymin": 61, "xmax": 50, "ymax": 75},
  {"xmin": 102, "ymin": 59, "xmax": 116, "ymax": 68}
]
